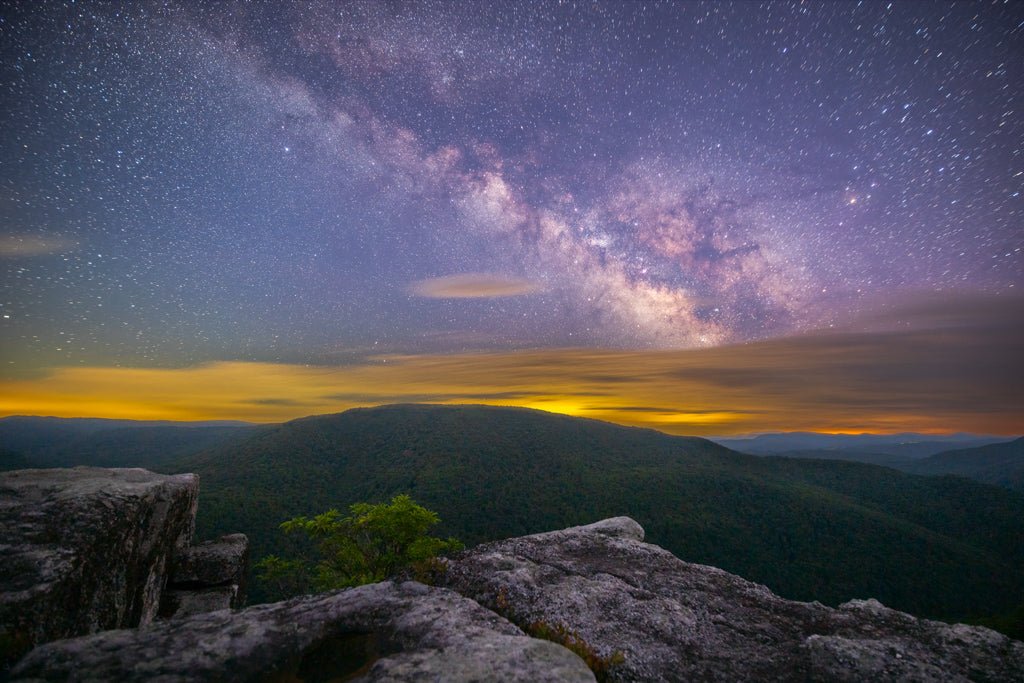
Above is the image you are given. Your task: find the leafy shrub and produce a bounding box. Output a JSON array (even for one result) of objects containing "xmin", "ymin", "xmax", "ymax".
[
  {"xmin": 256, "ymin": 494, "xmax": 462, "ymax": 599},
  {"xmin": 525, "ymin": 620, "xmax": 625, "ymax": 682}
]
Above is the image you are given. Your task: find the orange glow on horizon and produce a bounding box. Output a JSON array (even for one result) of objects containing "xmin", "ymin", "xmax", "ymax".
[{"xmin": 1, "ymin": 331, "xmax": 1021, "ymax": 436}]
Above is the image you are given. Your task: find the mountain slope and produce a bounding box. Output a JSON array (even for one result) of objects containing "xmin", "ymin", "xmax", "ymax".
[
  {"xmin": 36, "ymin": 425, "xmax": 260, "ymax": 470},
  {"xmin": 0, "ymin": 417, "xmax": 258, "ymax": 471},
  {"xmin": 0, "ymin": 415, "xmax": 255, "ymax": 462},
  {"xmin": 906, "ymin": 437, "xmax": 1024, "ymax": 491},
  {"xmin": 173, "ymin": 404, "xmax": 1024, "ymax": 622},
  {"xmin": 714, "ymin": 432, "xmax": 1024, "ymax": 491},
  {"xmin": 714, "ymin": 432, "xmax": 1012, "ymax": 458},
  {"xmin": 0, "ymin": 448, "xmax": 31, "ymax": 472},
  {"xmin": 763, "ymin": 449, "xmax": 916, "ymax": 469}
]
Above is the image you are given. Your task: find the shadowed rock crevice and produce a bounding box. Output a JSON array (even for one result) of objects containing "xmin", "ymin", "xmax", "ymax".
[
  {"xmin": 159, "ymin": 533, "xmax": 249, "ymax": 618},
  {"xmin": 263, "ymin": 631, "xmax": 380, "ymax": 683}
]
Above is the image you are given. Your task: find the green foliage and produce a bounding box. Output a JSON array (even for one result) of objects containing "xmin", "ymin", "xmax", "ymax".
[
  {"xmin": 489, "ymin": 586, "xmax": 624, "ymax": 681},
  {"xmin": 0, "ymin": 422, "xmax": 254, "ymax": 471},
  {"xmin": 525, "ymin": 621, "xmax": 624, "ymax": 682},
  {"xmin": 407, "ymin": 556, "xmax": 450, "ymax": 586},
  {"xmin": 968, "ymin": 603, "xmax": 1024, "ymax": 642},
  {"xmin": 252, "ymin": 555, "xmax": 311, "ymax": 599},
  {"xmin": 169, "ymin": 405, "xmax": 1024, "ymax": 633},
  {"xmin": 905, "ymin": 437, "xmax": 1024, "ymax": 491},
  {"xmin": 256, "ymin": 494, "xmax": 462, "ymax": 598}
]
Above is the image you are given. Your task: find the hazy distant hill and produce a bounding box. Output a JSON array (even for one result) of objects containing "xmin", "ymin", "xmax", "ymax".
[
  {"xmin": 0, "ymin": 416, "xmax": 258, "ymax": 470},
  {"xmin": 714, "ymin": 432, "xmax": 1011, "ymax": 458},
  {"xmin": 763, "ymin": 449, "xmax": 916, "ymax": 470},
  {"xmin": 714, "ymin": 432, "xmax": 1024, "ymax": 492},
  {"xmin": 904, "ymin": 438, "xmax": 1024, "ymax": 491},
  {"xmin": 167, "ymin": 404, "xmax": 1024, "ymax": 624}
]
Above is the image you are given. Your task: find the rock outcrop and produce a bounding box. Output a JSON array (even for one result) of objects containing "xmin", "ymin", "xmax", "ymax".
[
  {"xmin": 0, "ymin": 467, "xmax": 198, "ymax": 667},
  {"xmin": 159, "ymin": 533, "xmax": 249, "ymax": 618},
  {"xmin": 3, "ymin": 465, "xmax": 1021, "ymax": 682},
  {"xmin": 440, "ymin": 517, "xmax": 1024, "ymax": 682},
  {"xmin": 10, "ymin": 580, "xmax": 595, "ymax": 682}
]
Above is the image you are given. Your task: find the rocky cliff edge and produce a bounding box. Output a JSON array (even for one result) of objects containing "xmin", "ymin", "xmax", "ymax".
[{"xmin": 3, "ymin": 469, "xmax": 1023, "ymax": 682}]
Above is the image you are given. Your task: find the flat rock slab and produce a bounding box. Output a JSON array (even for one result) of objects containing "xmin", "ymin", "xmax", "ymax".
[
  {"xmin": 0, "ymin": 467, "xmax": 198, "ymax": 666},
  {"xmin": 11, "ymin": 580, "xmax": 596, "ymax": 682},
  {"xmin": 441, "ymin": 517, "xmax": 1024, "ymax": 682}
]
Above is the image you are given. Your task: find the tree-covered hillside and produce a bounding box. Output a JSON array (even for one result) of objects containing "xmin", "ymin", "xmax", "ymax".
[
  {"xmin": 170, "ymin": 404, "xmax": 1024, "ymax": 624},
  {"xmin": 0, "ymin": 419, "xmax": 257, "ymax": 471},
  {"xmin": 905, "ymin": 437, "xmax": 1024, "ymax": 491},
  {"xmin": 720, "ymin": 437, "xmax": 1024, "ymax": 493}
]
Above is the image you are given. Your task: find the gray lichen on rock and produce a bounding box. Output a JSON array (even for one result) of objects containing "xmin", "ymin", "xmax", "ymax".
[
  {"xmin": 159, "ymin": 533, "xmax": 250, "ymax": 617},
  {"xmin": 10, "ymin": 580, "xmax": 596, "ymax": 682},
  {"xmin": 168, "ymin": 533, "xmax": 249, "ymax": 588},
  {"xmin": 0, "ymin": 467, "xmax": 198, "ymax": 666},
  {"xmin": 440, "ymin": 517, "xmax": 1024, "ymax": 682},
  {"xmin": 3, "ymin": 466, "xmax": 1022, "ymax": 682}
]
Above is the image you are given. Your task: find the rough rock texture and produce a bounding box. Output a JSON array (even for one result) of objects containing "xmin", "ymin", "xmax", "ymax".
[
  {"xmin": 158, "ymin": 586, "xmax": 240, "ymax": 619},
  {"xmin": 159, "ymin": 533, "xmax": 249, "ymax": 617},
  {"xmin": 11, "ymin": 580, "xmax": 596, "ymax": 682},
  {"xmin": 0, "ymin": 467, "xmax": 198, "ymax": 667},
  {"xmin": 441, "ymin": 517, "xmax": 1024, "ymax": 682},
  {"xmin": 169, "ymin": 533, "xmax": 248, "ymax": 588}
]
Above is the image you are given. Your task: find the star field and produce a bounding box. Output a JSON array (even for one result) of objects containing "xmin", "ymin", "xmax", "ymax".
[{"xmin": 1, "ymin": 1, "xmax": 1021, "ymax": 377}]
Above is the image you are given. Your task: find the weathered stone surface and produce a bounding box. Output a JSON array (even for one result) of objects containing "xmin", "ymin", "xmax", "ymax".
[
  {"xmin": 161, "ymin": 533, "xmax": 249, "ymax": 615},
  {"xmin": 441, "ymin": 517, "xmax": 1024, "ymax": 682},
  {"xmin": 11, "ymin": 580, "xmax": 596, "ymax": 682},
  {"xmin": 169, "ymin": 533, "xmax": 248, "ymax": 588},
  {"xmin": 158, "ymin": 586, "xmax": 238, "ymax": 619},
  {"xmin": 0, "ymin": 467, "xmax": 198, "ymax": 667}
]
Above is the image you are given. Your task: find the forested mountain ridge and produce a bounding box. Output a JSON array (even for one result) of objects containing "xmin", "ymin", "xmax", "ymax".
[
  {"xmin": 712, "ymin": 432, "xmax": 1023, "ymax": 492},
  {"xmin": 713, "ymin": 432, "xmax": 1012, "ymax": 457},
  {"xmin": 165, "ymin": 404, "xmax": 1024, "ymax": 624},
  {"xmin": 0, "ymin": 415, "xmax": 257, "ymax": 470},
  {"xmin": 3, "ymin": 405, "xmax": 1021, "ymax": 629},
  {"xmin": 904, "ymin": 437, "xmax": 1024, "ymax": 491}
]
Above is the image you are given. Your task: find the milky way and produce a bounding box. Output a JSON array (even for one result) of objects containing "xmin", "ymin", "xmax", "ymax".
[{"xmin": 1, "ymin": 1, "xmax": 1021, "ymax": 375}]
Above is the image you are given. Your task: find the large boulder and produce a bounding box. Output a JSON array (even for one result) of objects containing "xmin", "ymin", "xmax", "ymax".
[
  {"xmin": 441, "ymin": 517, "xmax": 1024, "ymax": 682},
  {"xmin": 0, "ymin": 467, "xmax": 198, "ymax": 667},
  {"xmin": 10, "ymin": 580, "xmax": 596, "ymax": 682}
]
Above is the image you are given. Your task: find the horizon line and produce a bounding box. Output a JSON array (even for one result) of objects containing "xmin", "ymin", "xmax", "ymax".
[{"xmin": 2, "ymin": 404, "xmax": 1020, "ymax": 439}]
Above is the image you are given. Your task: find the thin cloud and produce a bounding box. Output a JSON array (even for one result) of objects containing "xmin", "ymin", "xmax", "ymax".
[
  {"xmin": 410, "ymin": 273, "xmax": 542, "ymax": 299},
  {"xmin": 0, "ymin": 234, "xmax": 77, "ymax": 257},
  {"xmin": 2, "ymin": 295, "xmax": 1019, "ymax": 435}
]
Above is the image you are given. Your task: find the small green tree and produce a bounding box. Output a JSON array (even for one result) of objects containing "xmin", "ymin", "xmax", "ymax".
[{"xmin": 255, "ymin": 494, "xmax": 462, "ymax": 599}]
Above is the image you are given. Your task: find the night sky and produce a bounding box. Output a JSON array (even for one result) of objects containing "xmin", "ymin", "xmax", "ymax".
[{"xmin": 1, "ymin": 1, "xmax": 1022, "ymax": 433}]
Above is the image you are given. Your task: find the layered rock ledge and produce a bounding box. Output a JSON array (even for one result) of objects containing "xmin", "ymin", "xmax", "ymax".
[
  {"xmin": 440, "ymin": 517, "xmax": 1024, "ymax": 681},
  {"xmin": 160, "ymin": 533, "xmax": 250, "ymax": 618},
  {"xmin": 0, "ymin": 467, "xmax": 199, "ymax": 666}
]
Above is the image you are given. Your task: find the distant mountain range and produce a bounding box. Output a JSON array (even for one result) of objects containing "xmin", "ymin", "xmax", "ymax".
[
  {"xmin": 712, "ymin": 432, "xmax": 1023, "ymax": 492},
  {"xmin": 712, "ymin": 431, "xmax": 1012, "ymax": 457},
  {"xmin": 2, "ymin": 406, "xmax": 1022, "ymax": 631},
  {"xmin": 904, "ymin": 438, "xmax": 1024, "ymax": 491},
  {"xmin": 0, "ymin": 416, "xmax": 258, "ymax": 471}
]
